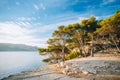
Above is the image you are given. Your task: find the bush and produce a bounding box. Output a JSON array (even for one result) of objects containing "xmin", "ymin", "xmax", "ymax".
[
  {"xmin": 42, "ymin": 56, "xmax": 61, "ymax": 63},
  {"xmin": 42, "ymin": 58, "xmax": 51, "ymax": 62},
  {"xmin": 65, "ymin": 51, "xmax": 79, "ymax": 60}
]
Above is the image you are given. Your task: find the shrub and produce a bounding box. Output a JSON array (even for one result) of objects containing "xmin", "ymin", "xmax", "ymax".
[
  {"xmin": 42, "ymin": 58, "xmax": 51, "ymax": 62},
  {"xmin": 65, "ymin": 51, "xmax": 79, "ymax": 60}
]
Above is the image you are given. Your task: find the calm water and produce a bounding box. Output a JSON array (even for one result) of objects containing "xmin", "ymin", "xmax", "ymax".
[{"xmin": 0, "ymin": 51, "xmax": 47, "ymax": 79}]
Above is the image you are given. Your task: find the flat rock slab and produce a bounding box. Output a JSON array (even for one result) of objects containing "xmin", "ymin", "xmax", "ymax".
[
  {"xmin": 2, "ymin": 64, "xmax": 88, "ymax": 80},
  {"xmin": 65, "ymin": 60, "xmax": 120, "ymax": 75},
  {"xmin": 2, "ymin": 71, "xmax": 87, "ymax": 80},
  {"xmin": 64, "ymin": 57, "xmax": 120, "ymax": 75}
]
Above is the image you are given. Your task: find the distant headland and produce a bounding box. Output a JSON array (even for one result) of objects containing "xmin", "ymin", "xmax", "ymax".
[{"xmin": 0, "ymin": 43, "xmax": 38, "ymax": 51}]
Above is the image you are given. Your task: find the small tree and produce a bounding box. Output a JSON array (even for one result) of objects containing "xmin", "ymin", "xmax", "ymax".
[
  {"xmin": 81, "ymin": 16, "xmax": 99, "ymax": 57},
  {"xmin": 96, "ymin": 10, "xmax": 120, "ymax": 53},
  {"xmin": 52, "ymin": 25, "xmax": 70, "ymax": 61},
  {"xmin": 64, "ymin": 23, "xmax": 87, "ymax": 57}
]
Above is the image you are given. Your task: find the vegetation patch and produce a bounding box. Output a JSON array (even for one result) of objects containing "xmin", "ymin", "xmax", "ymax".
[
  {"xmin": 65, "ymin": 51, "xmax": 79, "ymax": 60},
  {"xmin": 38, "ymin": 10, "xmax": 120, "ymax": 63}
]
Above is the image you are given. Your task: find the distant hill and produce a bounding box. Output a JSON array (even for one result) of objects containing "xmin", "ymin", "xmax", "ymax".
[{"xmin": 0, "ymin": 43, "xmax": 38, "ymax": 51}]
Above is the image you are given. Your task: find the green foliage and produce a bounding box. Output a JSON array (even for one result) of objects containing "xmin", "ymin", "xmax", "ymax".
[
  {"xmin": 81, "ymin": 16, "xmax": 99, "ymax": 33},
  {"xmin": 38, "ymin": 48, "xmax": 48, "ymax": 52},
  {"xmin": 38, "ymin": 48, "xmax": 50, "ymax": 55},
  {"xmin": 38, "ymin": 10, "xmax": 120, "ymax": 62},
  {"xmin": 96, "ymin": 10, "xmax": 120, "ymax": 36},
  {"xmin": 42, "ymin": 58, "xmax": 51, "ymax": 62},
  {"xmin": 65, "ymin": 51, "xmax": 80, "ymax": 60},
  {"xmin": 42, "ymin": 56, "xmax": 61, "ymax": 63}
]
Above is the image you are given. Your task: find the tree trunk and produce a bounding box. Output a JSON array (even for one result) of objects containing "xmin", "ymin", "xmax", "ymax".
[
  {"xmin": 61, "ymin": 46, "xmax": 65, "ymax": 61},
  {"xmin": 78, "ymin": 46, "xmax": 82, "ymax": 56},
  {"xmin": 90, "ymin": 34, "xmax": 94, "ymax": 57},
  {"xmin": 110, "ymin": 34, "xmax": 120, "ymax": 53},
  {"xmin": 77, "ymin": 38, "xmax": 83, "ymax": 56}
]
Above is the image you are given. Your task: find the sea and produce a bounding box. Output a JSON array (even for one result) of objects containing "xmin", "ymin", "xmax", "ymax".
[{"xmin": 0, "ymin": 51, "xmax": 47, "ymax": 79}]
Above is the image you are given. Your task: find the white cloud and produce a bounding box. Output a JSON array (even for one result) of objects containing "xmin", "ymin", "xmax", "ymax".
[
  {"xmin": 33, "ymin": 18, "xmax": 81, "ymax": 34},
  {"xmin": 16, "ymin": 17, "xmax": 37, "ymax": 21},
  {"xmin": 16, "ymin": 21, "xmax": 32, "ymax": 27},
  {"xmin": 17, "ymin": 17, "xmax": 32, "ymax": 21},
  {"xmin": 40, "ymin": 3, "xmax": 46, "ymax": 10},
  {"xmin": 78, "ymin": 16, "xmax": 88, "ymax": 21},
  {"xmin": 0, "ymin": 22, "xmax": 29, "ymax": 36},
  {"xmin": 16, "ymin": 2, "xmax": 20, "ymax": 5},
  {"xmin": 33, "ymin": 4, "xmax": 39, "ymax": 10},
  {"xmin": 101, "ymin": 0, "xmax": 115, "ymax": 5},
  {"xmin": 0, "ymin": 13, "xmax": 109, "ymax": 48},
  {"xmin": 33, "ymin": 13, "xmax": 109, "ymax": 35},
  {"xmin": 0, "ymin": 22, "xmax": 47, "ymax": 47},
  {"xmin": 50, "ymin": 12, "xmax": 93, "ymax": 23}
]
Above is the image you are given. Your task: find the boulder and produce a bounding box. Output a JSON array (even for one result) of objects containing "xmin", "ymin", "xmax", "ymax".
[
  {"xmin": 82, "ymin": 71, "xmax": 89, "ymax": 75},
  {"xmin": 74, "ymin": 71, "xmax": 78, "ymax": 74},
  {"xmin": 59, "ymin": 62, "xmax": 66, "ymax": 68},
  {"xmin": 61, "ymin": 69, "xmax": 68, "ymax": 75},
  {"xmin": 65, "ymin": 65, "xmax": 70, "ymax": 71},
  {"xmin": 67, "ymin": 72, "xmax": 74, "ymax": 75}
]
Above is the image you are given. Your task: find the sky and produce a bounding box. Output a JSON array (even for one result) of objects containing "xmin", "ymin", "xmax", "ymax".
[{"xmin": 0, "ymin": 0, "xmax": 120, "ymax": 47}]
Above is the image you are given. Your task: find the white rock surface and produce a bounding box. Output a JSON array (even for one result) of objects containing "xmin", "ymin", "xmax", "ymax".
[
  {"xmin": 82, "ymin": 71, "xmax": 89, "ymax": 75},
  {"xmin": 2, "ymin": 57, "xmax": 120, "ymax": 80}
]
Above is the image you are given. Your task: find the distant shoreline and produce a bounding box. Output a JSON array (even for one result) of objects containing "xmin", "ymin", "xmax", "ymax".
[
  {"xmin": 0, "ymin": 51, "xmax": 37, "ymax": 52},
  {"xmin": 0, "ymin": 43, "xmax": 38, "ymax": 51}
]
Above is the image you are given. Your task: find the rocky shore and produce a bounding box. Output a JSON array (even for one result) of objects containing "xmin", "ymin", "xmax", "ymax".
[{"xmin": 2, "ymin": 56, "xmax": 120, "ymax": 80}]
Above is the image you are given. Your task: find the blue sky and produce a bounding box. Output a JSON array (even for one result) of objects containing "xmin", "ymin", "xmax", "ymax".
[{"xmin": 0, "ymin": 0, "xmax": 120, "ymax": 47}]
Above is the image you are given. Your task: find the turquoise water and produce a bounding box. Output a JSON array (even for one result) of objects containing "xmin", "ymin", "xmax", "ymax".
[{"xmin": 0, "ymin": 51, "xmax": 47, "ymax": 79}]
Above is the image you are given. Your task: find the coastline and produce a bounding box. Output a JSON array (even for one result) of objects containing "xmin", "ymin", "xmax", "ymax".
[{"xmin": 2, "ymin": 56, "xmax": 120, "ymax": 80}]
